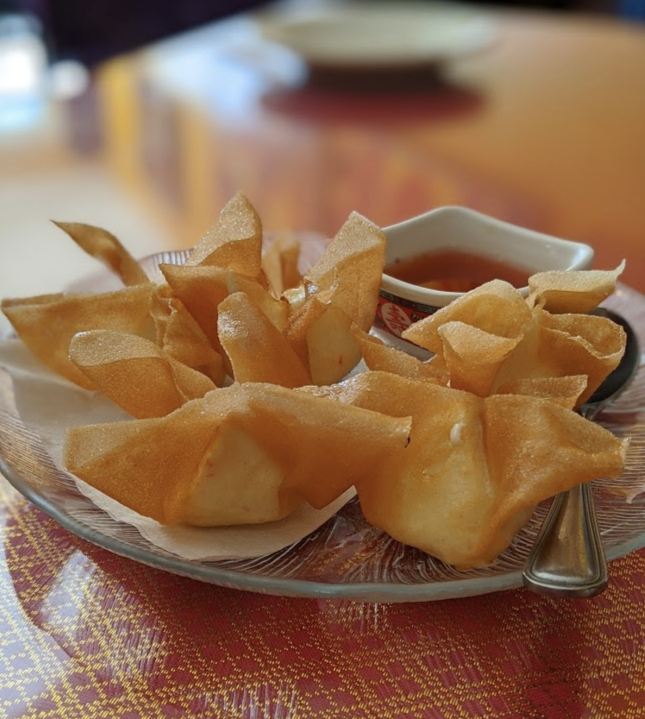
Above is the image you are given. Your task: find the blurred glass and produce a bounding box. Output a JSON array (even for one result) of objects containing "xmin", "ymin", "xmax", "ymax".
[{"xmin": 0, "ymin": 12, "xmax": 47, "ymax": 131}]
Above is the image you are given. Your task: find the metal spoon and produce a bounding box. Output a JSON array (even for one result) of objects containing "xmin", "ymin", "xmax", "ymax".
[{"xmin": 522, "ymin": 309, "xmax": 641, "ymax": 599}]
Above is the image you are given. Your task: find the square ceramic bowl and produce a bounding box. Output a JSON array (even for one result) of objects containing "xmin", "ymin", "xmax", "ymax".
[{"xmin": 373, "ymin": 206, "xmax": 594, "ymax": 355}]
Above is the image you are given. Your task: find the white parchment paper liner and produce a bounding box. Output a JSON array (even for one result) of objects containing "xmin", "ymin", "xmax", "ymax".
[{"xmin": 0, "ymin": 339, "xmax": 355, "ymax": 560}]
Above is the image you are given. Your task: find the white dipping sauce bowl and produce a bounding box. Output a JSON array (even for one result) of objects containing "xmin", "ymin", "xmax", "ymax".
[{"xmin": 374, "ymin": 206, "xmax": 594, "ymax": 355}]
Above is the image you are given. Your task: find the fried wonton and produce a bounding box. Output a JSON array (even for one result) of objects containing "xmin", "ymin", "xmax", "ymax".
[
  {"xmin": 279, "ymin": 212, "xmax": 386, "ymax": 384},
  {"xmin": 401, "ymin": 267, "xmax": 627, "ymax": 406},
  {"xmin": 2, "ymin": 194, "xmax": 631, "ymax": 572},
  {"xmin": 325, "ymin": 371, "xmax": 628, "ymax": 568},
  {"xmin": 403, "ymin": 280, "xmax": 532, "ymax": 355},
  {"xmin": 65, "ymin": 382, "xmax": 412, "ymax": 526}
]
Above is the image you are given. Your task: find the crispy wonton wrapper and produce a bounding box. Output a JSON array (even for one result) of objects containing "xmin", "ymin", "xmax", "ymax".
[
  {"xmin": 1, "ymin": 284, "xmax": 157, "ymax": 389},
  {"xmin": 0, "ymin": 339, "xmax": 358, "ymax": 561},
  {"xmin": 499, "ymin": 308, "xmax": 626, "ymax": 405},
  {"xmin": 184, "ymin": 191, "xmax": 264, "ymax": 279},
  {"xmin": 437, "ymin": 321, "xmax": 523, "ymax": 397},
  {"xmin": 65, "ymin": 382, "xmax": 411, "ymax": 526},
  {"xmin": 300, "ymin": 211, "xmax": 386, "ymax": 332},
  {"xmin": 53, "ymin": 221, "xmax": 150, "ymax": 286},
  {"xmin": 403, "ymin": 279, "xmax": 532, "ymax": 355},
  {"xmin": 353, "ymin": 327, "xmax": 448, "ymax": 384},
  {"xmin": 402, "ymin": 267, "xmax": 626, "ymax": 406},
  {"xmin": 528, "ymin": 261, "xmax": 625, "ymax": 314},
  {"xmin": 69, "ymin": 330, "xmax": 216, "ymax": 418},
  {"xmin": 316, "ymin": 371, "xmax": 628, "ymax": 569},
  {"xmin": 261, "ymin": 230, "xmax": 302, "ymax": 297},
  {"xmin": 217, "ymin": 292, "xmax": 311, "ymax": 387},
  {"xmin": 149, "ymin": 288, "xmax": 224, "ymax": 384},
  {"xmin": 160, "ymin": 264, "xmax": 288, "ymax": 351},
  {"xmin": 494, "ymin": 375, "xmax": 589, "ymax": 408},
  {"xmin": 278, "ymin": 212, "xmax": 385, "ymax": 385}
]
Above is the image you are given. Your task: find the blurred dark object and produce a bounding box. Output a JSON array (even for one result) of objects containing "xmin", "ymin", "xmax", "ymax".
[
  {"xmin": 6, "ymin": 0, "xmax": 268, "ymax": 66},
  {"xmin": 619, "ymin": 0, "xmax": 645, "ymax": 18},
  {"xmin": 2, "ymin": 0, "xmax": 641, "ymax": 73}
]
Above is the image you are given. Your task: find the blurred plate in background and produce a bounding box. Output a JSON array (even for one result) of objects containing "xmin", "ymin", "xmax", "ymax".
[{"xmin": 256, "ymin": 1, "xmax": 498, "ymax": 72}]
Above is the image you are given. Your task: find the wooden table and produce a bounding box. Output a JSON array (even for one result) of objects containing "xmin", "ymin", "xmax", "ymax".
[{"xmin": 1, "ymin": 5, "xmax": 644, "ymax": 718}]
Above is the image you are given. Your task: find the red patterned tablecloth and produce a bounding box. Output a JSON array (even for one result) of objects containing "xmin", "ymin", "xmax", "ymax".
[{"xmin": 1, "ymin": 476, "xmax": 644, "ymax": 719}]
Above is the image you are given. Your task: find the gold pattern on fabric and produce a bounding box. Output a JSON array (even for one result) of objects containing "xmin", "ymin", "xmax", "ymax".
[{"xmin": 1, "ymin": 477, "xmax": 645, "ymax": 719}]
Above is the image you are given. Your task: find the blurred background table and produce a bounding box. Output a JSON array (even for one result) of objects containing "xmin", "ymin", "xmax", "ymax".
[
  {"xmin": 1, "ymin": 1, "xmax": 644, "ymax": 717},
  {"xmin": 1, "ymin": 0, "xmax": 644, "ymax": 326}
]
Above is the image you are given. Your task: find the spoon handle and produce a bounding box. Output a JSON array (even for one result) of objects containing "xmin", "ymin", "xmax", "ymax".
[{"xmin": 522, "ymin": 482, "xmax": 608, "ymax": 598}]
